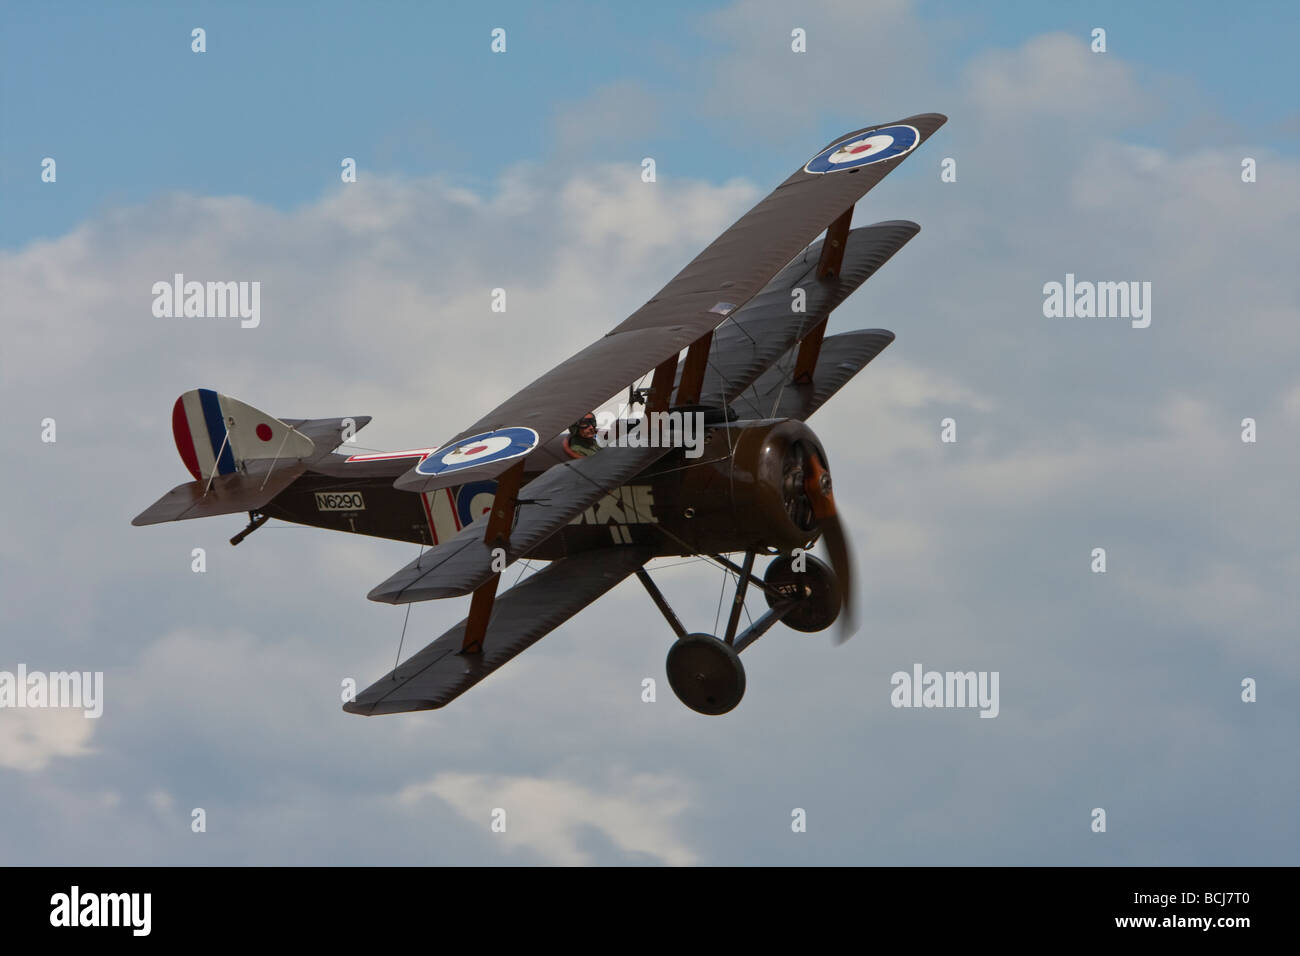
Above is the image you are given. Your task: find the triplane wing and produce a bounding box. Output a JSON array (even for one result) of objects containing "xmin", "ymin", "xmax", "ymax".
[
  {"xmin": 688, "ymin": 220, "xmax": 916, "ymax": 409},
  {"xmin": 397, "ymin": 114, "xmax": 947, "ymax": 493},
  {"xmin": 736, "ymin": 329, "xmax": 897, "ymax": 422},
  {"xmin": 369, "ymin": 444, "xmax": 669, "ymax": 603},
  {"xmin": 346, "ymin": 547, "xmax": 654, "ymax": 715}
]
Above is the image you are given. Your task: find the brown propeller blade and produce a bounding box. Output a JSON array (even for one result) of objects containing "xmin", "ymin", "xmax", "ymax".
[{"xmin": 804, "ymin": 453, "xmax": 856, "ymax": 643}]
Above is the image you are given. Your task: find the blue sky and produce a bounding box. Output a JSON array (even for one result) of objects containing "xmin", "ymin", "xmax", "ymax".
[
  {"xmin": 4, "ymin": 1, "xmax": 1296, "ymax": 247},
  {"xmin": 1, "ymin": 0, "xmax": 1296, "ymax": 866}
]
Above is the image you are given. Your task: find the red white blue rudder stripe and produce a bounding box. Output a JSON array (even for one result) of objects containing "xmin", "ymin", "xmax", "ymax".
[{"xmin": 172, "ymin": 388, "xmax": 315, "ymax": 480}]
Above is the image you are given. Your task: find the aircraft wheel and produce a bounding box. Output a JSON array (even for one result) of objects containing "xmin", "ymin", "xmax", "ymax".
[
  {"xmin": 666, "ymin": 634, "xmax": 746, "ymax": 715},
  {"xmin": 764, "ymin": 553, "xmax": 841, "ymax": 633}
]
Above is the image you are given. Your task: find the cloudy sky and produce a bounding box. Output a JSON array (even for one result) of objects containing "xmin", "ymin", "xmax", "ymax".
[{"xmin": 2, "ymin": 0, "xmax": 1296, "ymax": 865}]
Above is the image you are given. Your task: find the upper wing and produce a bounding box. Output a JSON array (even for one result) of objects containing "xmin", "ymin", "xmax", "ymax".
[
  {"xmin": 345, "ymin": 546, "xmax": 653, "ymax": 715},
  {"xmin": 396, "ymin": 113, "xmax": 947, "ymax": 493}
]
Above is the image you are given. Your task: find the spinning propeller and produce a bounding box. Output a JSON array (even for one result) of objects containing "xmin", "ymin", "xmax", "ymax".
[{"xmin": 788, "ymin": 442, "xmax": 856, "ymax": 644}]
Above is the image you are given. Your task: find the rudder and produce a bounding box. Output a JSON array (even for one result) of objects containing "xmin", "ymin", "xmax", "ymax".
[{"xmin": 172, "ymin": 388, "xmax": 315, "ymax": 480}]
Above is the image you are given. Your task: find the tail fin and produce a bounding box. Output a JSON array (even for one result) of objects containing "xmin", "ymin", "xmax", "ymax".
[
  {"xmin": 134, "ymin": 392, "xmax": 370, "ymax": 528},
  {"xmin": 171, "ymin": 388, "xmax": 315, "ymax": 480}
]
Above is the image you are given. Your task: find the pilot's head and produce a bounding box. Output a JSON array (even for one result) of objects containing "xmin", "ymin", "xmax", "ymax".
[{"xmin": 572, "ymin": 413, "xmax": 597, "ymax": 440}]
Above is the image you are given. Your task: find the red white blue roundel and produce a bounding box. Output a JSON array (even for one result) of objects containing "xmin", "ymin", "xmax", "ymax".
[
  {"xmin": 416, "ymin": 427, "xmax": 539, "ymax": 477},
  {"xmin": 455, "ymin": 480, "xmax": 498, "ymax": 526},
  {"xmin": 804, "ymin": 125, "xmax": 919, "ymax": 174}
]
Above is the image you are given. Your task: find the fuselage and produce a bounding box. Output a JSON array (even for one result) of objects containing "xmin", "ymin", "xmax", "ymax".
[{"xmin": 260, "ymin": 419, "xmax": 827, "ymax": 560}]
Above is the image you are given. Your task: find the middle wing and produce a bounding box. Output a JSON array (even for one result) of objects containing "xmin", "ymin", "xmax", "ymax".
[
  {"xmin": 687, "ymin": 219, "xmax": 917, "ymax": 408},
  {"xmin": 369, "ymin": 443, "xmax": 667, "ymax": 603}
]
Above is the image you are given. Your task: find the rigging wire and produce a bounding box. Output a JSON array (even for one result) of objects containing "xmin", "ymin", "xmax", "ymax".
[
  {"xmin": 392, "ymin": 542, "xmax": 423, "ymax": 672},
  {"xmin": 511, "ymin": 558, "xmax": 534, "ymax": 587},
  {"xmin": 712, "ymin": 567, "xmax": 730, "ymax": 635}
]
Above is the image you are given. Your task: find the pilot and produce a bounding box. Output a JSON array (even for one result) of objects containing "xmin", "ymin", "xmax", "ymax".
[{"xmin": 563, "ymin": 413, "xmax": 600, "ymax": 458}]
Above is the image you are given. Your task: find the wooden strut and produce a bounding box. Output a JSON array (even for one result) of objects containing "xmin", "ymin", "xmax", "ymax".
[
  {"xmin": 676, "ymin": 331, "xmax": 712, "ymax": 407},
  {"xmin": 647, "ymin": 353, "xmax": 680, "ymax": 414},
  {"xmin": 815, "ymin": 205, "xmax": 854, "ymax": 281},
  {"xmin": 461, "ymin": 460, "xmax": 526, "ymax": 654},
  {"xmin": 793, "ymin": 204, "xmax": 855, "ymax": 385}
]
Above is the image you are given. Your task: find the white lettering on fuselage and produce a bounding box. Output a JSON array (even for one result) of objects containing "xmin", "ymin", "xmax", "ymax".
[{"xmin": 569, "ymin": 485, "xmax": 658, "ymax": 526}]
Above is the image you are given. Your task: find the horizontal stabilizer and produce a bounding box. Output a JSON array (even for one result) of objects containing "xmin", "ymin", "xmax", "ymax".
[
  {"xmin": 371, "ymin": 445, "xmax": 666, "ymax": 603},
  {"xmin": 131, "ymin": 460, "xmax": 307, "ymax": 526},
  {"xmin": 346, "ymin": 546, "xmax": 653, "ymax": 715},
  {"xmin": 281, "ymin": 415, "xmax": 372, "ymax": 462}
]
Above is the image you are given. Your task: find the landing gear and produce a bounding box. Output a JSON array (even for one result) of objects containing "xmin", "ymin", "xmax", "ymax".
[
  {"xmin": 763, "ymin": 553, "xmax": 841, "ymax": 632},
  {"xmin": 637, "ymin": 551, "xmax": 800, "ymax": 715},
  {"xmin": 665, "ymin": 634, "xmax": 746, "ymax": 715}
]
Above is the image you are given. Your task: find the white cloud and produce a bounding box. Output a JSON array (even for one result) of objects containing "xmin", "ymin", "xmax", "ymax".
[
  {"xmin": 965, "ymin": 32, "xmax": 1152, "ymax": 124},
  {"xmin": 694, "ymin": 0, "xmax": 943, "ymax": 135},
  {"xmin": 0, "ymin": 708, "xmax": 97, "ymax": 772},
  {"xmin": 399, "ymin": 770, "xmax": 698, "ymax": 866}
]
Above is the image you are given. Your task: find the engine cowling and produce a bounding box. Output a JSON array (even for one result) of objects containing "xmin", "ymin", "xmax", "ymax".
[{"xmin": 670, "ymin": 419, "xmax": 829, "ymax": 555}]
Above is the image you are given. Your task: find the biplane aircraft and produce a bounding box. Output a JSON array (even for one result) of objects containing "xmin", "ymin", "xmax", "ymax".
[{"xmin": 134, "ymin": 114, "xmax": 946, "ymax": 716}]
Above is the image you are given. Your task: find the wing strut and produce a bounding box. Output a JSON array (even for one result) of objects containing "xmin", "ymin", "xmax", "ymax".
[
  {"xmin": 793, "ymin": 204, "xmax": 855, "ymax": 384},
  {"xmin": 815, "ymin": 204, "xmax": 855, "ymax": 280},
  {"xmin": 676, "ymin": 331, "xmax": 713, "ymax": 406},
  {"xmin": 462, "ymin": 578, "xmax": 499, "ymax": 654},
  {"xmin": 647, "ymin": 352, "xmax": 679, "ymax": 414},
  {"xmin": 462, "ymin": 460, "xmax": 525, "ymax": 653}
]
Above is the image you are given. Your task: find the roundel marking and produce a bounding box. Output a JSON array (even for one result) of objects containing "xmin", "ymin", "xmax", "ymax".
[
  {"xmin": 415, "ymin": 427, "xmax": 539, "ymax": 477},
  {"xmin": 456, "ymin": 480, "xmax": 499, "ymax": 526},
  {"xmin": 803, "ymin": 125, "xmax": 920, "ymax": 174}
]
